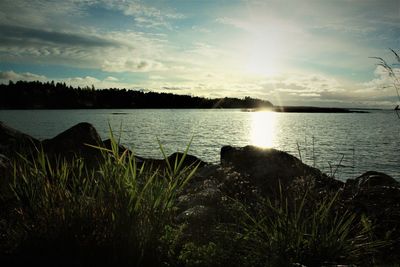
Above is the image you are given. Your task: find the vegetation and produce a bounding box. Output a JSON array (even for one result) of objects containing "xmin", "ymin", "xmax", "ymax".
[
  {"xmin": 0, "ymin": 137, "xmax": 394, "ymax": 266},
  {"xmin": 1, "ymin": 135, "xmax": 199, "ymax": 266},
  {"xmin": 239, "ymin": 190, "xmax": 383, "ymax": 266},
  {"xmin": 0, "ymin": 80, "xmax": 272, "ymax": 109},
  {"xmin": 371, "ymin": 48, "xmax": 400, "ymax": 119}
]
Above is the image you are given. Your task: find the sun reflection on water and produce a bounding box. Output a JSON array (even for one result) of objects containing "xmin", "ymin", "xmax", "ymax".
[{"xmin": 250, "ymin": 111, "xmax": 277, "ymax": 148}]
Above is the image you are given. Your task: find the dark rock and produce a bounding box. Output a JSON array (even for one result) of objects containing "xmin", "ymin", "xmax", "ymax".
[
  {"xmin": 176, "ymin": 205, "xmax": 211, "ymax": 222},
  {"xmin": 177, "ymin": 179, "xmax": 222, "ymax": 211},
  {"xmin": 220, "ymin": 145, "xmax": 343, "ymax": 197},
  {"xmin": 0, "ymin": 122, "xmax": 40, "ymax": 157},
  {"xmin": 142, "ymin": 152, "xmax": 206, "ymax": 170},
  {"xmin": 343, "ymin": 171, "xmax": 400, "ymax": 257},
  {"xmin": 353, "ymin": 171, "xmax": 398, "ymax": 188},
  {"xmin": 42, "ymin": 122, "xmax": 103, "ymax": 162},
  {"xmin": 167, "ymin": 152, "xmax": 207, "ymax": 168}
]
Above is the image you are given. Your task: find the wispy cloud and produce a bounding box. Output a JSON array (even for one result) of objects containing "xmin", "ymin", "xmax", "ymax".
[
  {"xmin": 0, "ymin": 25, "xmax": 116, "ymax": 47},
  {"xmin": 0, "ymin": 70, "xmax": 47, "ymax": 82},
  {"xmin": 100, "ymin": 0, "xmax": 185, "ymax": 29}
]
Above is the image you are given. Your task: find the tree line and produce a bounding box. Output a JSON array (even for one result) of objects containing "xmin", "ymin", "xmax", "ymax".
[{"xmin": 0, "ymin": 80, "xmax": 273, "ymax": 109}]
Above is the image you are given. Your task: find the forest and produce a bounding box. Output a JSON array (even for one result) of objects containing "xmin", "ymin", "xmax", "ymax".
[{"xmin": 0, "ymin": 80, "xmax": 273, "ymax": 109}]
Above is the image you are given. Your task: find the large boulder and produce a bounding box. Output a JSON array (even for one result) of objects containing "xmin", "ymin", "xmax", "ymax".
[
  {"xmin": 220, "ymin": 145, "xmax": 343, "ymax": 197},
  {"xmin": 0, "ymin": 122, "xmax": 40, "ymax": 157},
  {"xmin": 42, "ymin": 122, "xmax": 104, "ymax": 163},
  {"xmin": 343, "ymin": 171, "xmax": 400, "ymax": 256},
  {"xmin": 349, "ymin": 171, "xmax": 398, "ymax": 188}
]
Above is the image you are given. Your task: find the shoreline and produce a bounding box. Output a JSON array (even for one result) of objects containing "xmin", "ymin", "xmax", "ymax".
[{"xmin": 0, "ymin": 106, "xmax": 370, "ymax": 113}]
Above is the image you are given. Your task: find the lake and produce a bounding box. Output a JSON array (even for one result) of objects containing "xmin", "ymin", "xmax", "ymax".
[{"xmin": 1, "ymin": 109, "xmax": 399, "ymax": 181}]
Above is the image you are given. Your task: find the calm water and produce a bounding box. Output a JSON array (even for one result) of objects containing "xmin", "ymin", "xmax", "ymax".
[{"xmin": 1, "ymin": 109, "xmax": 399, "ymax": 181}]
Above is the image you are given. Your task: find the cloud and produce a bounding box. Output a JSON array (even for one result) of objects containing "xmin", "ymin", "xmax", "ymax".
[
  {"xmin": 361, "ymin": 65, "xmax": 400, "ymax": 92},
  {"xmin": 0, "ymin": 26, "xmax": 170, "ymax": 73},
  {"xmin": 0, "ymin": 0, "xmax": 182, "ymax": 74},
  {"xmin": 191, "ymin": 26, "xmax": 211, "ymax": 33},
  {"xmin": 161, "ymin": 86, "xmax": 189, "ymax": 91},
  {"xmin": 0, "ymin": 70, "xmax": 47, "ymax": 82},
  {"xmin": 102, "ymin": 58, "xmax": 164, "ymax": 72},
  {"xmin": 0, "ymin": 25, "xmax": 117, "ymax": 47},
  {"xmin": 215, "ymin": 17, "xmax": 254, "ymax": 32},
  {"xmin": 101, "ymin": 0, "xmax": 185, "ymax": 29},
  {"xmin": 104, "ymin": 76, "xmax": 119, "ymax": 82}
]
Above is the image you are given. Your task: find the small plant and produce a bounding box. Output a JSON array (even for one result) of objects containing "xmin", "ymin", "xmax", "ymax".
[
  {"xmin": 239, "ymin": 189, "xmax": 385, "ymax": 266},
  {"xmin": 371, "ymin": 48, "xmax": 400, "ymax": 119},
  {"xmin": 7, "ymin": 130, "xmax": 199, "ymax": 266}
]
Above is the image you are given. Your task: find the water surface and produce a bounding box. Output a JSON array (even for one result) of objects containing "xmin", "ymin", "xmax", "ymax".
[{"xmin": 1, "ymin": 109, "xmax": 399, "ymax": 180}]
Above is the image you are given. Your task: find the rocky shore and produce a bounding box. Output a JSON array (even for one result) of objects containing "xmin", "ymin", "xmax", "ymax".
[{"xmin": 1, "ymin": 121, "xmax": 399, "ymax": 266}]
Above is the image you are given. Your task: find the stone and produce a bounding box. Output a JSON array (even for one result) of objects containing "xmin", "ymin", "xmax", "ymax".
[
  {"xmin": 167, "ymin": 152, "xmax": 207, "ymax": 168},
  {"xmin": 0, "ymin": 122, "xmax": 40, "ymax": 157},
  {"xmin": 220, "ymin": 145, "xmax": 343, "ymax": 197},
  {"xmin": 353, "ymin": 171, "xmax": 398, "ymax": 188},
  {"xmin": 342, "ymin": 171, "xmax": 400, "ymax": 256},
  {"xmin": 142, "ymin": 152, "xmax": 206, "ymax": 171},
  {"xmin": 42, "ymin": 122, "xmax": 104, "ymax": 162}
]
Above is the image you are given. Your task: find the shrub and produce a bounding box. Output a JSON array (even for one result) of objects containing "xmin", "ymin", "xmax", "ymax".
[{"xmin": 239, "ymin": 189, "xmax": 385, "ymax": 266}]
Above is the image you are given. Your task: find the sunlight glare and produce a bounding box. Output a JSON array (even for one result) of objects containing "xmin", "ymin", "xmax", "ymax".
[
  {"xmin": 244, "ymin": 32, "xmax": 282, "ymax": 76},
  {"xmin": 250, "ymin": 111, "xmax": 276, "ymax": 148}
]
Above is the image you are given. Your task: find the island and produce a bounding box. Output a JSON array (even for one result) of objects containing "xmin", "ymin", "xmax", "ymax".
[{"xmin": 0, "ymin": 80, "xmax": 365, "ymax": 112}]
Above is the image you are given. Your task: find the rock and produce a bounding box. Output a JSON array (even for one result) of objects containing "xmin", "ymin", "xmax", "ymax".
[
  {"xmin": 0, "ymin": 122, "xmax": 40, "ymax": 157},
  {"xmin": 220, "ymin": 145, "xmax": 343, "ymax": 197},
  {"xmin": 167, "ymin": 152, "xmax": 207, "ymax": 168},
  {"xmin": 343, "ymin": 171, "xmax": 400, "ymax": 209},
  {"xmin": 177, "ymin": 179, "xmax": 222, "ymax": 211},
  {"xmin": 353, "ymin": 171, "xmax": 398, "ymax": 188},
  {"xmin": 143, "ymin": 152, "xmax": 206, "ymax": 171},
  {"xmin": 176, "ymin": 205, "xmax": 213, "ymax": 223},
  {"xmin": 343, "ymin": 172, "xmax": 400, "ymax": 256},
  {"xmin": 42, "ymin": 122, "xmax": 104, "ymax": 162}
]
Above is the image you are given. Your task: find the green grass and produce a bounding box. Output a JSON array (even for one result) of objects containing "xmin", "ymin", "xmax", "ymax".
[
  {"xmin": 238, "ymin": 187, "xmax": 386, "ymax": 266},
  {"xmin": 5, "ymin": 132, "xmax": 199, "ymax": 266}
]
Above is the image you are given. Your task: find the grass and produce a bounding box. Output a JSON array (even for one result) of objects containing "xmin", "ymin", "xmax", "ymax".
[
  {"xmin": 371, "ymin": 48, "xmax": 400, "ymax": 119},
  {"xmin": 239, "ymin": 188, "xmax": 385, "ymax": 266},
  {"xmin": 4, "ymin": 131, "xmax": 199, "ymax": 266}
]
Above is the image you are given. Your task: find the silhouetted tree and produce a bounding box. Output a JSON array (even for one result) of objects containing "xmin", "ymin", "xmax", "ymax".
[{"xmin": 0, "ymin": 80, "xmax": 273, "ymax": 109}]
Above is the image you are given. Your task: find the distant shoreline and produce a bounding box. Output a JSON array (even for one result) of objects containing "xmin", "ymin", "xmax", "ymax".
[
  {"xmin": 0, "ymin": 107, "xmax": 369, "ymax": 113},
  {"xmin": 0, "ymin": 80, "xmax": 373, "ymax": 112},
  {"xmin": 272, "ymin": 106, "xmax": 369, "ymax": 113}
]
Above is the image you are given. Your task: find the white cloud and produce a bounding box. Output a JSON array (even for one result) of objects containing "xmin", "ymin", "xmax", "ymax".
[
  {"xmin": 101, "ymin": 0, "xmax": 185, "ymax": 29},
  {"xmin": 0, "ymin": 70, "xmax": 47, "ymax": 82},
  {"xmin": 104, "ymin": 76, "xmax": 119, "ymax": 82},
  {"xmin": 191, "ymin": 26, "xmax": 211, "ymax": 33}
]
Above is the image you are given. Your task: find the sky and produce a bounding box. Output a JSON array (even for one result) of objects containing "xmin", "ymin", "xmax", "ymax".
[{"xmin": 0, "ymin": 0, "xmax": 400, "ymax": 108}]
